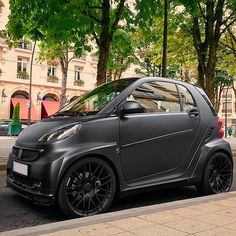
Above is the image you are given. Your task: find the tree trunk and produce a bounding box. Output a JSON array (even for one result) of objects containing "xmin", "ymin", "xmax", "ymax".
[
  {"xmin": 59, "ymin": 53, "xmax": 69, "ymax": 109},
  {"xmin": 198, "ymin": 64, "xmax": 205, "ymax": 88},
  {"xmin": 205, "ymin": 42, "xmax": 218, "ymax": 103},
  {"xmin": 59, "ymin": 70, "xmax": 68, "ymax": 109},
  {"xmin": 97, "ymin": 42, "xmax": 110, "ymax": 85},
  {"xmin": 94, "ymin": 0, "xmax": 125, "ymax": 86}
]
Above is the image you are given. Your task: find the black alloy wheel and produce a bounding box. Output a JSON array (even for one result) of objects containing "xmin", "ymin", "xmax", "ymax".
[
  {"xmin": 58, "ymin": 157, "xmax": 116, "ymax": 217},
  {"xmin": 197, "ymin": 152, "xmax": 233, "ymax": 195}
]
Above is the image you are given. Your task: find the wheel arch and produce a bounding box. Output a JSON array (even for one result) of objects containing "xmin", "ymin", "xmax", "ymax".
[
  {"xmin": 191, "ymin": 139, "xmax": 233, "ymax": 185},
  {"xmin": 55, "ymin": 153, "xmax": 121, "ymax": 199}
]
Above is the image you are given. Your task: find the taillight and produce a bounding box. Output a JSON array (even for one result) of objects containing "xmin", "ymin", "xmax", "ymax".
[
  {"xmin": 218, "ymin": 119, "xmax": 224, "ymax": 137},
  {"xmin": 218, "ymin": 119, "xmax": 223, "ymax": 126},
  {"xmin": 219, "ymin": 129, "xmax": 224, "ymax": 137}
]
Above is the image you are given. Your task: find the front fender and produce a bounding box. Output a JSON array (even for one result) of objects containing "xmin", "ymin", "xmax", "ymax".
[{"xmin": 55, "ymin": 142, "xmax": 124, "ymax": 193}]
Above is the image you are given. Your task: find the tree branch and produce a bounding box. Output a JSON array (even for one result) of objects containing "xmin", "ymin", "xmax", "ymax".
[
  {"xmin": 110, "ymin": 0, "xmax": 125, "ymax": 36},
  {"xmin": 197, "ymin": 2, "xmax": 206, "ymax": 20},
  {"xmin": 220, "ymin": 18, "xmax": 236, "ymax": 36},
  {"xmin": 90, "ymin": 18, "xmax": 100, "ymax": 46}
]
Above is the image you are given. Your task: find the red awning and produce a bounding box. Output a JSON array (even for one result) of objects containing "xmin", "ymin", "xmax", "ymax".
[
  {"xmin": 41, "ymin": 100, "xmax": 59, "ymax": 118},
  {"xmin": 11, "ymin": 98, "xmax": 39, "ymax": 120}
]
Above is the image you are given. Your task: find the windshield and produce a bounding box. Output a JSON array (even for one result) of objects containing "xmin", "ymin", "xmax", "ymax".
[{"xmin": 54, "ymin": 78, "xmax": 138, "ymax": 117}]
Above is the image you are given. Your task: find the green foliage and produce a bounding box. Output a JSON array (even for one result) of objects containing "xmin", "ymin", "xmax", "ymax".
[
  {"xmin": 74, "ymin": 79, "xmax": 85, "ymax": 87},
  {"xmin": 11, "ymin": 103, "xmax": 20, "ymax": 124},
  {"xmin": 214, "ymin": 70, "xmax": 233, "ymax": 87},
  {"xmin": 17, "ymin": 71, "xmax": 29, "ymax": 80},
  {"xmin": 107, "ymin": 28, "xmax": 134, "ymax": 80},
  {"xmin": 47, "ymin": 75, "xmax": 59, "ymax": 83}
]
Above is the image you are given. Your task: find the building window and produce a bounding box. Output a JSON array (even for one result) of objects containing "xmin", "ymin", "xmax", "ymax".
[
  {"xmin": 74, "ymin": 67, "xmax": 82, "ymax": 81},
  {"xmin": 18, "ymin": 39, "xmax": 32, "ymax": 50},
  {"xmin": 17, "ymin": 57, "xmax": 29, "ymax": 73},
  {"xmin": 222, "ymin": 102, "xmax": 232, "ymax": 113},
  {"xmin": 47, "ymin": 66, "xmax": 56, "ymax": 77},
  {"xmin": 17, "ymin": 57, "xmax": 29, "ymax": 79}
]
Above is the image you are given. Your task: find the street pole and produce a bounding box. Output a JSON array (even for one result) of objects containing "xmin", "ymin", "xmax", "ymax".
[
  {"xmin": 161, "ymin": 0, "xmax": 168, "ymax": 78},
  {"xmin": 27, "ymin": 41, "xmax": 36, "ymax": 126},
  {"xmin": 225, "ymin": 85, "xmax": 229, "ymax": 138}
]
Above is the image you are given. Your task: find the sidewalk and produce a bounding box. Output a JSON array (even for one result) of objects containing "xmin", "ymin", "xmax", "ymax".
[{"xmin": 2, "ymin": 192, "xmax": 236, "ymax": 235}]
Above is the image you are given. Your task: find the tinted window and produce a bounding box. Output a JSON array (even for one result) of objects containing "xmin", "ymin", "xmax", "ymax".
[
  {"xmin": 177, "ymin": 85, "xmax": 195, "ymax": 112},
  {"xmin": 56, "ymin": 78, "xmax": 138, "ymax": 116},
  {"xmin": 128, "ymin": 82, "xmax": 181, "ymax": 113}
]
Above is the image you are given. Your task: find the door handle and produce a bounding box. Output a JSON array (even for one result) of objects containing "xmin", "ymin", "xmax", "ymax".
[{"xmin": 188, "ymin": 108, "xmax": 199, "ymax": 118}]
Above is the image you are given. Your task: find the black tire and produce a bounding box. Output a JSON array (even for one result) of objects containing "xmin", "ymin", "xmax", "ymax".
[
  {"xmin": 58, "ymin": 157, "xmax": 116, "ymax": 218},
  {"xmin": 196, "ymin": 152, "xmax": 233, "ymax": 195}
]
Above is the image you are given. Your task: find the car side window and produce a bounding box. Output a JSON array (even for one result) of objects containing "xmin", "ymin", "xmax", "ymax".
[
  {"xmin": 127, "ymin": 82, "xmax": 181, "ymax": 113},
  {"xmin": 177, "ymin": 85, "xmax": 195, "ymax": 112}
]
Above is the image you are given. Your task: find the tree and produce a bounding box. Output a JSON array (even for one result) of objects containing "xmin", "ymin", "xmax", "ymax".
[
  {"xmin": 7, "ymin": 0, "xmax": 89, "ymax": 109},
  {"xmin": 11, "ymin": 103, "xmax": 20, "ymax": 124},
  {"xmin": 39, "ymin": 43, "xmax": 80, "ymax": 108},
  {"xmin": 107, "ymin": 28, "xmax": 134, "ymax": 81},
  {"xmin": 178, "ymin": 0, "xmax": 236, "ymax": 104},
  {"xmin": 80, "ymin": 0, "xmax": 130, "ymax": 85}
]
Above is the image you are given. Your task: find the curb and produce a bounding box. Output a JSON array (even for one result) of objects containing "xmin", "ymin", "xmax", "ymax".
[{"xmin": 1, "ymin": 192, "xmax": 236, "ymax": 236}]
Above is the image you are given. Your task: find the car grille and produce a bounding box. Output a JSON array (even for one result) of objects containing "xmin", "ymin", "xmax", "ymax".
[
  {"xmin": 12, "ymin": 146, "xmax": 40, "ymax": 161},
  {"xmin": 11, "ymin": 172, "xmax": 32, "ymax": 187}
]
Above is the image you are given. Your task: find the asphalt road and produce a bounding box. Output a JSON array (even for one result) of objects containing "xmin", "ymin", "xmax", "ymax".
[
  {"xmin": 0, "ymin": 158, "xmax": 236, "ymax": 233},
  {"xmin": 0, "ymin": 137, "xmax": 16, "ymax": 158}
]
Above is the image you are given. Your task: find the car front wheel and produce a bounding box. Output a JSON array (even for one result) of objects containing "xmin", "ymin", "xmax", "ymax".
[
  {"xmin": 58, "ymin": 157, "xmax": 116, "ymax": 218},
  {"xmin": 197, "ymin": 152, "xmax": 233, "ymax": 195}
]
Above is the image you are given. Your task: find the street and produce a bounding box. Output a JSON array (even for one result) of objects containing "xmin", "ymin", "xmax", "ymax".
[
  {"xmin": 0, "ymin": 137, "xmax": 16, "ymax": 158},
  {"xmin": 0, "ymin": 138, "xmax": 236, "ymax": 232},
  {"xmin": 0, "ymin": 171, "xmax": 200, "ymax": 232}
]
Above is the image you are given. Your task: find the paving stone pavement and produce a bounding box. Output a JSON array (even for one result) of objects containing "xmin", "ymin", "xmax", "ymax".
[{"xmin": 2, "ymin": 192, "xmax": 236, "ymax": 236}]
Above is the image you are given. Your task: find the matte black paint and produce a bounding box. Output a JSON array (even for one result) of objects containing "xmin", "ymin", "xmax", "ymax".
[{"xmin": 6, "ymin": 77, "xmax": 232, "ymax": 205}]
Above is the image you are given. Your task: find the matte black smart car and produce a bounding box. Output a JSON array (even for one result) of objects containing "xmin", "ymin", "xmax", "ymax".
[{"xmin": 6, "ymin": 77, "xmax": 233, "ymax": 217}]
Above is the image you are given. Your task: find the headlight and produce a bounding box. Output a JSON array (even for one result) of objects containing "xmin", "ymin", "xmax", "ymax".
[{"xmin": 38, "ymin": 124, "xmax": 81, "ymax": 142}]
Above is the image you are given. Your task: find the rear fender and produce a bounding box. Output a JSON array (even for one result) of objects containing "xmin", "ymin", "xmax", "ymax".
[{"xmin": 191, "ymin": 138, "xmax": 232, "ymax": 184}]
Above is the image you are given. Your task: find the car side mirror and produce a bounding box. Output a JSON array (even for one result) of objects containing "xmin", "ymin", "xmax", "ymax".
[{"xmin": 120, "ymin": 101, "xmax": 145, "ymax": 117}]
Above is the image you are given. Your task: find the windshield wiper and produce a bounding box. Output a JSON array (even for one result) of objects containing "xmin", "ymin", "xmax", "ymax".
[{"xmin": 51, "ymin": 110, "xmax": 86, "ymax": 117}]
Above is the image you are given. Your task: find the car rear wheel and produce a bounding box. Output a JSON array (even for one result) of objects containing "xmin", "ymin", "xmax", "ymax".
[
  {"xmin": 196, "ymin": 152, "xmax": 233, "ymax": 195},
  {"xmin": 58, "ymin": 157, "xmax": 116, "ymax": 218}
]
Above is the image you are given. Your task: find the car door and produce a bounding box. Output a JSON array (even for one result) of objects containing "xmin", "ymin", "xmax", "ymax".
[{"xmin": 119, "ymin": 81, "xmax": 200, "ymax": 181}]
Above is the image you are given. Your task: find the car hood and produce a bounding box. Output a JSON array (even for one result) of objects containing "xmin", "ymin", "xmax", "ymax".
[{"xmin": 15, "ymin": 115, "xmax": 100, "ymax": 147}]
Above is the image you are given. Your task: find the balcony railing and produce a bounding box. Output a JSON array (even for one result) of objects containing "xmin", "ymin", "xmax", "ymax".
[
  {"xmin": 74, "ymin": 79, "xmax": 85, "ymax": 86},
  {"xmin": 222, "ymin": 109, "xmax": 232, "ymax": 113},
  {"xmin": 17, "ymin": 71, "xmax": 29, "ymax": 80},
  {"xmin": 47, "ymin": 75, "xmax": 59, "ymax": 83},
  {"xmin": 17, "ymin": 40, "xmax": 32, "ymax": 51}
]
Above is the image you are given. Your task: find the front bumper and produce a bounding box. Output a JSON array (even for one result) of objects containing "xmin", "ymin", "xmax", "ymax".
[
  {"xmin": 6, "ymin": 144, "xmax": 66, "ymax": 205},
  {"xmin": 6, "ymin": 175, "xmax": 55, "ymax": 205}
]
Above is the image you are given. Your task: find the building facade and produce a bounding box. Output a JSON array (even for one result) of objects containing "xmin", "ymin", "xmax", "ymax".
[
  {"xmin": 218, "ymin": 87, "xmax": 236, "ymax": 135},
  {"xmin": 0, "ymin": 0, "xmax": 138, "ymax": 121}
]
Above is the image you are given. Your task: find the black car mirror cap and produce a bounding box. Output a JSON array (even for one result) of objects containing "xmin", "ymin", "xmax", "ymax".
[{"xmin": 120, "ymin": 101, "xmax": 145, "ymax": 117}]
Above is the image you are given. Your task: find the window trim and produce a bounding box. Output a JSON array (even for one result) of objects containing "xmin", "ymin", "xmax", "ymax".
[
  {"xmin": 47, "ymin": 66, "xmax": 57, "ymax": 77},
  {"xmin": 17, "ymin": 57, "xmax": 29, "ymax": 72}
]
